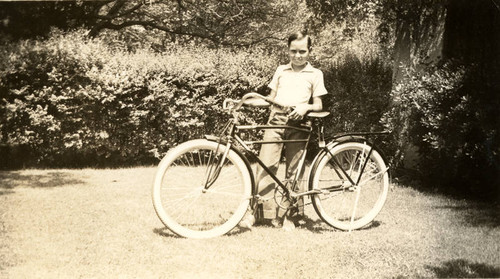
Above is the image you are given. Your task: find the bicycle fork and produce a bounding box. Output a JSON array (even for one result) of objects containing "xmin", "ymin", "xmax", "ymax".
[{"xmin": 203, "ymin": 141, "xmax": 232, "ymax": 192}]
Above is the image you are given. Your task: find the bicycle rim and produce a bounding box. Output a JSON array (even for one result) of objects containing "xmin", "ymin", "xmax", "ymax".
[
  {"xmin": 310, "ymin": 142, "xmax": 389, "ymax": 231},
  {"xmin": 152, "ymin": 139, "xmax": 252, "ymax": 239}
]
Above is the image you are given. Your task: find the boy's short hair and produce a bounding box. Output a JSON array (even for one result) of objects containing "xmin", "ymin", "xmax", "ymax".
[{"xmin": 287, "ymin": 31, "xmax": 312, "ymax": 49}]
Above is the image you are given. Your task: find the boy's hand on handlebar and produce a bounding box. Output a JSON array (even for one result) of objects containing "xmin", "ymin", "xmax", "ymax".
[{"xmin": 288, "ymin": 104, "xmax": 310, "ymax": 120}]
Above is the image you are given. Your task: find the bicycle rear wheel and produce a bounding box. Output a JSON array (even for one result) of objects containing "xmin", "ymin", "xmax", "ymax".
[
  {"xmin": 152, "ymin": 139, "xmax": 252, "ymax": 239},
  {"xmin": 310, "ymin": 141, "xmax": 389, "ymax": 231}
]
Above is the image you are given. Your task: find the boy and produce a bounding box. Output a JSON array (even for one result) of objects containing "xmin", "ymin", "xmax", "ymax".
[{"xmin": 241, "ymin": 31, "xmax": 328, "ymax": 230}]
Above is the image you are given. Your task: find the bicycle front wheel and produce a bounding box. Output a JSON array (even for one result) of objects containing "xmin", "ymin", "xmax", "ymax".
[
  {"xmin": 152, "ymin": 139, "xmax": 252, "ymax": 239},
  {"xmin": 310, "ymin": 141, "xmax": 389, "ymax": 231}
]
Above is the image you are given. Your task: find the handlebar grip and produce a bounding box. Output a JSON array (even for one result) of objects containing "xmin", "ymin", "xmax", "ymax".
[{"xmin": 223, "ymin": 98, "xmax": 236, "ymax": 110}]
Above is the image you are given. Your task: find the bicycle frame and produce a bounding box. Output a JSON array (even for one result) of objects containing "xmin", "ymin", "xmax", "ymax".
[
  {"xmin": 205, "ymin": 115, "xmax": 387, "ymax": 202},
  {"xmin": 233, "ymin": 122, "xmax": 312, "ymax": 196}
]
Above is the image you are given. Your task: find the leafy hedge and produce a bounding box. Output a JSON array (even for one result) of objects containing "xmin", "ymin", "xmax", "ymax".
[
  {"xmin": 320, "ymin": 55, "xmax": 392, "ymax": 135},
  {"xmin": 0, "ymin": 29, "xmax": 276, "ymax": 167},
  {"xmin": 383, "ymin": 62, "xmax": 500, "ymax": 199},
  {"xmin": 0, "ymin": 29, "xmax": 394, "ymax": 169}
]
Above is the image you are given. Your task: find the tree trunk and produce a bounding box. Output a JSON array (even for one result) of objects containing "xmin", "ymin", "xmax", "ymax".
[{"xmin": 392, "ymin": 1, "xmax": 448, "ymax": 86}]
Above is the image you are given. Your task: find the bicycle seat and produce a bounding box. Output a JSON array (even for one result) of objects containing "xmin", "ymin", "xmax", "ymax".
[{"xmin": 307, "ymin": 111, "xmax": 330, "ymax": 118}]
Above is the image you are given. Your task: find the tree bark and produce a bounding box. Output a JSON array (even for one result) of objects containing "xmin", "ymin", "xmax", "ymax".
[{"xmin": 391, "ymin": 1, "xmax": 447, "ymax": 86}]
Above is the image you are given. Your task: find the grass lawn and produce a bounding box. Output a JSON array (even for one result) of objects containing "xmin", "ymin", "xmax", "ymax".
[{"xmin": 1, "ymin": 167, "xmax": 499, "ymax": 278}]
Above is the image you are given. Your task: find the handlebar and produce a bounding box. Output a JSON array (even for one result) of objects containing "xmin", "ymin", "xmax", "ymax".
[
  {"xmin": 223, "ymin": 92, "xmax": 330, "ymax": 118},
  {"xmin": 223, "ymin": 92, "xmax": 277, "ymax": 111}
]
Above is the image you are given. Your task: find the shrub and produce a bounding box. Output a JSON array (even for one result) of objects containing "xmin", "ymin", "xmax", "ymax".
[
  {"xmin": 383, "ymin": 62, "xmax": 500, "ymax": 199},
  {"xmin": 320, "ymin": 54, "xmax": 392, "ymax": 137},
  {"xmin": 0, "ymin": 29, "xmax": 394, "ymax": 169},
  {"xmin": 0, "ymin": 29, "xmax": 276, "ymax": 167}
]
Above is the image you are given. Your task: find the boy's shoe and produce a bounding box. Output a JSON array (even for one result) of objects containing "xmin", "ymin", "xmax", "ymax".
[
  {"xmin": 239, "ymin": 214, "xmax": 256, "ymax": 229},
  {"xmin": 282, "ymin": 216, "xmax": 296, "ymax": 232}
]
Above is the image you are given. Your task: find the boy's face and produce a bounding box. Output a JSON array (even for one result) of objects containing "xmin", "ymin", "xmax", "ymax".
[{"xmin": 289, "ymin": 37, "xmax": 310, "ymax": 69}]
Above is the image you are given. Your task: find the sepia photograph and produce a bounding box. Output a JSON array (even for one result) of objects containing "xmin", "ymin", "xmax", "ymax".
[{"xmin": 0, "ymin": 0, "xmax": 499, "ymax": 278}]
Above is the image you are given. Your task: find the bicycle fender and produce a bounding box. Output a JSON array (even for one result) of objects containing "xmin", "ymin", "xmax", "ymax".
[
  {"xmin": 309, "ymin": 136, "xmax": 369, "ymax": 171},
  {"xmin": 205, "ymin": 135, "xmax": 224, "ymax": 143},
  {"xmin": 326, "ymin": 136, "xmax": 388, "ymax": 163}
]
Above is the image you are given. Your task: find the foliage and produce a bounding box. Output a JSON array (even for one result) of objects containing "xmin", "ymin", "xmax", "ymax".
[
  {"xmin": 87, "ymin": 0, "xmax": 308, "ymax": 48},
  {"xmin": 0, "ymin": 28, "xmax": 395, "ymax": 168},
  {"xmin": 382, "ymin": 62, "xmax": 500, "ymax": 199},
  {"xmin": 0, "ymin": 0, "xmax": 309, "ymax": 48},
  {"xmin": 0, "ymin": 1, "xmax": 98, "ymax": 40},
  {"xmin": 321, "ymin": 55, "xmax": 392, "ymax": 135},
  {"xmin": 305, "ymin": 0, "xmax": 393, "ymax": 64},
  {"xmin": 0, "ymin": 29, "xmax": 277, "ymax": 168}
]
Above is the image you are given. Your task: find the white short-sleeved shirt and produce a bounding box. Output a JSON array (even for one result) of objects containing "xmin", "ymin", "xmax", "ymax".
[{"xmin": 268, "ymin": 62, "xmax": 328, "ymax": 107}]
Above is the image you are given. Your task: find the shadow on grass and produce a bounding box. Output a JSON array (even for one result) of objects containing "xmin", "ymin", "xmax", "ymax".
[
  {"xmin": 433, "ymin": 203, "xmax": 500, "ymax": 228},
  {"xmin": 153, "ymin": 227, "xmax": 183, "ymax": 238},
  {"xmin": 0, "ymin": 171, "xmax": 85, "ymax": 191},
  {"xmin": 153, "ymin": 217, "xmax": 382, "ymax": 238},
  {"xmin": 297, "ymin": 217, "xmax": 333, "ymax": 233},
  {"xmin": 359, "ymin": 220, "xmax": 382, "ymax": 230},
  {"xmin": 153, "ymin": 226, "xmax": 251, "ymax": 239},
  {"xmin": 0, "ymin": 189, "xmax": 16, "ymax": 196},
  {"xmin": 298, "ymin": 216, "xmax": 382, "ymax": 233},
  {"xmin": 426, "ymin": 259, "xmax": 500, "ymax": 278}
]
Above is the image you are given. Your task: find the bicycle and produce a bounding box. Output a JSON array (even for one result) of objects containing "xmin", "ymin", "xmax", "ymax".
[{"xmin": 152, "ymin": 92, "xmax": 390, "ymax": 239}]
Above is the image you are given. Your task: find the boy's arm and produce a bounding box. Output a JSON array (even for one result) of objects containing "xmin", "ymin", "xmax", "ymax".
[
  {"xmin": 309, "ymin": 96, "xmax": 323, "ymax": 111},
  {"xmin": 288, "ymin": 96, "xmax": 323, "ymax": 119}
]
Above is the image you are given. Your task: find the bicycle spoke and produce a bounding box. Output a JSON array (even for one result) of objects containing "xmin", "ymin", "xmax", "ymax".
[
  {"xmin": 205, "ymin": 189, "xmax": 249, "ymax": 198},
  {"xmin": 163, "ymin": 186, "xmax": 198, "ymax": 191},
  {"xmin": 169, "ymin": 193, "xmax": 203, "ymax": 224},
  {"xmin": 197, "ymin": 150, "xmax": 202, "ymax": 166},
  {"xmin": 349, "ymin": 187, "xmax": 362, "ymax": 232},
  {"xmin": 358, "ymin": 167, "xmax": 389, "ymax": 187},
  {"xmin": 163, "ymin": 191, "xmax": 200, "ymax": 203},
  {"xmin": 311, "ymin": 142, "xmax": 389, "ymax": 231},
  {"xmin": 209, "ymin": 182, "xmax": 243, "ymax": 192},
  {"xmin": 346, "ymin": 151, "xmax": 357, "ymax": 176},
  {"xmin": 163, "ymin": 195, "xmax": 199, "ymax": 217},
  {"xmin": 188, "ymin": 151, "xmax": 196, "ymax": 166},
  {"xmin": 181, "ymin": 154, "xmax": 192, "ymax": 168}
]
